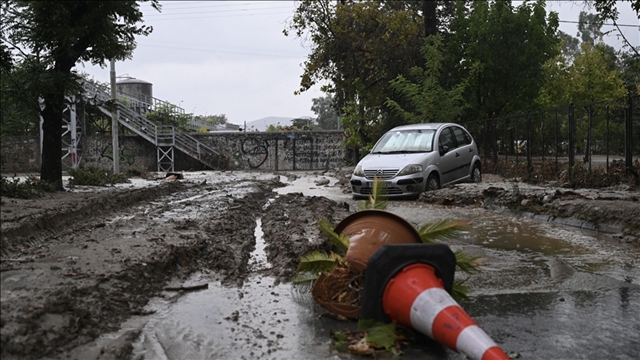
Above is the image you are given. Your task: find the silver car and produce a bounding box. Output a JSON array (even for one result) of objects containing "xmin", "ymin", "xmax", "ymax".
[{"xmin": 350, "ymin": 123, "xmax": 482, "ymax": 199}]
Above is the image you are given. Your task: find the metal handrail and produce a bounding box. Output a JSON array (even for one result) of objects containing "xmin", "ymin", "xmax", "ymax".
[{"xmin": 83, "ymin": 79, "xmax": 219, "ymax": 169}]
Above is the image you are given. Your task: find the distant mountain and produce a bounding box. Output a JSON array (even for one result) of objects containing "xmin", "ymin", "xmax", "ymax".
[{"xmin": 242, "ymin": 116, "xmax": 312, "ymax": 132}]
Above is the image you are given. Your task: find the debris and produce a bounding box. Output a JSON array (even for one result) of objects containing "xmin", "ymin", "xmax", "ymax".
[{"xmin": 164, "ymin": 283, "xmax": 209, "ymax": 292}]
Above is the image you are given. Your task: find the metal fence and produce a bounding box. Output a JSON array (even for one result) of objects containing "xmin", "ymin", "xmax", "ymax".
[{"xmin": 462, "ymin": 95, "xmax": 639, "ymax": 177}]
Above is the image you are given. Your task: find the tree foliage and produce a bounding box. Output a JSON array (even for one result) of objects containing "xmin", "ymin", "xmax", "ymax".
[
  {"xmin": 385, "ymin": 35, "xmax": 466, "ymax": 124},
  {"xmin": 0, "ymin": 60, "xmax": 41, "ymax": 137},
  {"xmin": 445, "ymin": 0, "xmax": 560, "ymax": 120},
  {"xmin": 311, "ymin": 94, "xmax": 340, "ymax": 130},
  {"xmin": 145, "ymin": 103, "xmax": 192, "ymax": 132},
  {"xmin": 287, "ymin": 0, "xmax": 561, "ymax": 152},
  {"xmin": 1, "ymin": 0, "xmax": 159, "ymax": 189},
  {"xmin": 590, "ymin": 0, "xmax": 640, "ymax": 21}
]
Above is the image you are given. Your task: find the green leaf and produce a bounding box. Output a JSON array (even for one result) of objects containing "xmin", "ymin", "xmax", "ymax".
[
  {"xmin": 296, "ymin": 251, "xmax": 338, "ymax": 272},
  {"xmin": 451, "ymin": 279, "xmax": 471, "ymax": 302},
  {"xmin": 332, "ymin": 331, "xmax": 349, "ymax": 352},
  {"xmin": 417, "ymin": 220, "xmax": 468, "ymax": 243},
  {"xmin": 357, "ymin": 177, "xmax": 388, "ymax": 211},
  {"xmin": 358, "ymin": 320, "xmax": 398, "ymax": 350},
  {"xmin": 454, "ymin": 250, "xmax": 482, "ymax": 274},
  {"xmin": 318, "ymin": 219, "xmax": 349, "ymax": 252}
]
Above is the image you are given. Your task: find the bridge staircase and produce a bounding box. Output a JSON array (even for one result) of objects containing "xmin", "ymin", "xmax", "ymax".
[{"xmin": 82, "ymin": 81, "xmax": 221, "ymax": 171}]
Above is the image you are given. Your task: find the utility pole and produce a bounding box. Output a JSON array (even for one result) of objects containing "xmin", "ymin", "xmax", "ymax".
[{"xmin": 110, "ymin": 60, "xmax": 120, "ymax": 173}]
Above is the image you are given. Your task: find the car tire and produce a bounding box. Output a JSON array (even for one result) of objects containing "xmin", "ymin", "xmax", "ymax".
[
  {"xmin": 471, "ymin": 163, "xmax": 482, "ymax": 183},
  {"xmin": 426, "ymin": 173, "xmax": 440, "ymax": 191}
]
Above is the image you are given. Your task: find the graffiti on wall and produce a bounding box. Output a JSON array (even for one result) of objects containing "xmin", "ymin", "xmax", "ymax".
[
  {"xmin": 100, "ymin": 145, "xmax": 136, "ymax": 165},
  {"xmin": 239, "ymin": 138, "xmax": 269, "ymax": 168}
]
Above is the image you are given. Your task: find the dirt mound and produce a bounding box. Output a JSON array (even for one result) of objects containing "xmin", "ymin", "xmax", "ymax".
[{"xmin": 261, "ymin": 192, "xmax": 351, "ymax": 282}]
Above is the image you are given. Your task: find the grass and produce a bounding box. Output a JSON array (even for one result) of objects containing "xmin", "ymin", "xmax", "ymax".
[
  {"xmin": 0, "ymin": 175, "xmax": 57, "ymax": 199},
  {"xmin": 68, "ymin": 166, "xmax": 130, "ymax": 186}
]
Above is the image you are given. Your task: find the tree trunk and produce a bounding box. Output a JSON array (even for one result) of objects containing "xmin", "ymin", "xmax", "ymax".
[
  {"xmin": 423, "ymin": 0, "xmax": 437, "ymax": 37},
  {"xmin": 40, "ymin": 61, "xmax": 74, "ymax": 190},
  {"xmin": 40, "ymin": 91, "xmax": 64, "ymax": 190}
]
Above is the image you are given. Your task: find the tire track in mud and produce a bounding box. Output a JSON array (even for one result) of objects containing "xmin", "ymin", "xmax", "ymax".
[
  {"xmin": 1, "ymin": 182, "xmax": 188, "ymax": 256},
  {"xmin": 0, "ymin": 178, "xmax": 280, "ymax": 359},
  {"xmin": 260, "ymin": 192, "xmax": 351, "ymax": 282}
]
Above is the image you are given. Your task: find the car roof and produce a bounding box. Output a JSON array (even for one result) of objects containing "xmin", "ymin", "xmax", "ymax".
[{"xmin": 388, "ymin": 123, "xmax": 456, "ymax": 131}]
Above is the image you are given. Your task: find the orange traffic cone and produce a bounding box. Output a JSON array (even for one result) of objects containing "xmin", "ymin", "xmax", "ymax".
[
  {"xmin": 383, "ymin": 263, "xmax": 509, "ymax": 360},
  {"xmin": 359, "ymin": 244, "xmax": 509, "ymax": 360}
]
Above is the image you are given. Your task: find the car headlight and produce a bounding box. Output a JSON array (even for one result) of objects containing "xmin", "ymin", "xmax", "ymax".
[
  {"xmin": 353, "ymin": 165, "xmax": 364, "ymax": 177},
  {"xmin": 397, "ymin": 164, "xmax": 423, "ymax": 176}
]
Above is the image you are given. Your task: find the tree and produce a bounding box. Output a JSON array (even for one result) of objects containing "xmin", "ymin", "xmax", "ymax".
[
  {"xmin": 285, "ymin": 0, "xmax": 424, "ymax": 146},
  {"xmin": 145, "ymin": 103, "xmax": 192, "ymax": 132},
  {"xmin": 1, "ymin": 0, "xmax": 159, "ymax": 189},
  {"xmin": 195, "ymin": 114, "xmax": 228, "ymax": 126},
  {"xmin": 589, "ymin": 0, "xmax": 640, "ymax": 55},
  {"xmin": 590, "ymin": 0, "xmax": 640, "ymax": 21},
  {"xmin": 577, "ymin": 11, "xmax": 604, "ymax": 44},
  {"xmin": 567, "ymin": 42, "xmax": 626, "ymax": 104},
  {"xmin": 445, "ymin": 0, "xmax": 560, "ymax": 120},
  {"xmin": 0, "ymin": 60, "xmax": 41, "ymax": 137},
  {"xmin": 311, "ymin": 94, "xmax": 340, "ymax": 130},
  {"xmin": 385, "ymin": 35, "xmax": 466, "ymax": 124},
  {"xmin": 558, "ymin": 30, "xmax": 581, "ymax": 62},
  {"xmin": 291, "ymin": 117, "xmax": 318, "ymax": 129}
]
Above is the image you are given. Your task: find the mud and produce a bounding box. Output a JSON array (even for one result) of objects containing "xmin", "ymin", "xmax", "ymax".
[
  {"xmin": 417, "ymin": 174, "xmax": 640, "ymax": 244},
  {"xmin": 1, "ymin": 169, "xmax": 638, "ymax": 359}
]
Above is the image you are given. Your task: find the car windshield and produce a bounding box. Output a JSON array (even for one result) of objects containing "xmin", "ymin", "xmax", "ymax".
[{"xmin": 371, "ymin": 129, "xmax": 435, "ymax": 153}]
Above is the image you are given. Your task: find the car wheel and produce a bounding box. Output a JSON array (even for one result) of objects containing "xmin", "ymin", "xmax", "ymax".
[
  {"xmin": 471, "ymin": 163, "xmax": 482, "ymax": 183},
  {"xmin": 426, "ymin": 173, "xmax": 440, "ymax": 191}
]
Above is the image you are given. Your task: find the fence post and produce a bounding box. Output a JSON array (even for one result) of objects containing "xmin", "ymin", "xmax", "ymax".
[
  {"xmin": 527, "ymin": 112, "xmax": 532, "ymax": 176},
  {"xmin": 492, "ymin": 118, "xmax": 498, "ymax": 165},
  {"xmin": 569, "ymin": 103, "xmax": 575, "ymax": 181},
  {"xmin": 625, "ymin": 95, "xmax": 633, "ymax": 172},
  {"xmin": 541, "ymin": 111, "xmax": 545, "ymax": 163},
  {"xmin": 554, "ymin": 109, "xmax": 558, "ymax": 173},
  {"xmin": 587, "ymin": 105, "xmax": 592, "ymax": 173},
  {"xmin": 606, "ymin": 106, "xmax": 609, "ymax": 173}
]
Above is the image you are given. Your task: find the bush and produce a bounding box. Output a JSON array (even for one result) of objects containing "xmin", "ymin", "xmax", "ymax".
[
  {"xmin": 68, "ymin": 166, "xmax": 130, "ymax": 186},
  {"xmin": 1, "ymin": 176, "xmax": 56, "ymax": 199}
]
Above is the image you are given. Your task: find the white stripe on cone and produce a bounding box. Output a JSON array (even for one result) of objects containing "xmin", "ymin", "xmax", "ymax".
[{"xmin": 382, "ymin": 264, "xmax": 509, "ymax": 360}]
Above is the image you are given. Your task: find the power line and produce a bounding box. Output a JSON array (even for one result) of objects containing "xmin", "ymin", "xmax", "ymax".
[
  {"xmin": 144, "ymin": 5, "xmax": 292, "ymax": 17},
  {"xmin": 136, "ymin": 43, "xmax": 306, "ymax": 59},
  {"xmin": 558, "ymin": 20, "xmax": 639, "ymax": 28},
  {"xmin": 144, "ymin": 11, "xmax": 293, "ymax": 21}
]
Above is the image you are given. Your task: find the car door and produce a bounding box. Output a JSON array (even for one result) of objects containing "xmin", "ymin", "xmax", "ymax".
[
  {"xmin": 437, "ymin": 127, "xmax": 458, "ymax": 185},
  {"xmin": 451, "ymin": 125, "xmax": 475, "ymax": 181}
]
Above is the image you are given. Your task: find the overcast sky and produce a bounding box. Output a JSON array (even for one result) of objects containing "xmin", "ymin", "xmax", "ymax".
[{"xmin": 79, "ymin": 1, "xmax": 639, "ymax": 127}]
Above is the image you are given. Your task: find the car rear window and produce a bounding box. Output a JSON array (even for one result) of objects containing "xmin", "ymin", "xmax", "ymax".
[
  {"xmin": 452, "ymin": 126, "xmax": 471, "ymax": 146},
  {"xmin": 372, "ymin": 130, "xmax": 435, "ymax": 152}
]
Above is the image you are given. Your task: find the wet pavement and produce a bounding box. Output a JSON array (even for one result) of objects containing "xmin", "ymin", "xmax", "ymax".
[{"xmin": 114, "ymin": 173, "xmax": 640, "ymax": 359}]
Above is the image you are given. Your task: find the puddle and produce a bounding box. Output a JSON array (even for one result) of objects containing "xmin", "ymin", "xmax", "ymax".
[
  {"xmin": 131, "ymin": 275, "xmax": 338, "ymax": 360},
  {"xmin": 463, "ymin": 287, "xmax": 640, "ymax": 359},
  {"xmin": 249, "ymin": 218, "xmax": 271, "ymax": 270},
  {"xmin": 275, "ymin": 174, "xmax": 350, "ymax": 203}
]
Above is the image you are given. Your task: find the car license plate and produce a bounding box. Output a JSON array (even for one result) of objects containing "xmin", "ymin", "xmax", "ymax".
[{"xmin": 367, "ymin": 181, "xmax": 391, "ymax": 188}]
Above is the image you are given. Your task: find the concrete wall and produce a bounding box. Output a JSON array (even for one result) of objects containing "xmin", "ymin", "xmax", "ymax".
[
  {"xmin": 0, "ymin": 136, "xmax": 41, "ymax": 173},
  {"xmin": 193, "ymin": 131, "xmax": 345, "ymax": 171},
  {"xmin": 1, "ymin": 131, "xmax": 347, "ymax": 173}
]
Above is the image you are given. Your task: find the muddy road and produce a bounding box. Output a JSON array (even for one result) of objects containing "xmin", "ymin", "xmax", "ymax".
[{"xmin": 1, "ymin": 169, "xmax": 639, "ymax": 359}]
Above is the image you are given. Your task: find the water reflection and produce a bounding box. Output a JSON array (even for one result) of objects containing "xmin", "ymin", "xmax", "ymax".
[{"xmin": 463, "ymin": 287, "xmax": 640, "ymax": 359}]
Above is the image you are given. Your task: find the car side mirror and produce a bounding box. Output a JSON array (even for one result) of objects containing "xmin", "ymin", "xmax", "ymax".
[{"xmin": 440, "ymin": 145, "xmax": 449, "ymax": 156}]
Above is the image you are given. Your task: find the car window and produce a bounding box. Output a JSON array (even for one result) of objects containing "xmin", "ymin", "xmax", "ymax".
[
  {"xmin": 438, "ymin": 127, "xmax": 455, "ymax": 151},
  {"xmin": 452, "ymin": 126, "xmax": 471, "ymax": 147},
  {"xmin": 372, "ymin": 130, "xmax": 435, "ymax": 152}
]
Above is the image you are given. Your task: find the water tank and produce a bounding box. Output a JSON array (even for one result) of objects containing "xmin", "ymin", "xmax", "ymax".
[{"xmin": 116, "ymin": 77, "xmax": 153, "ymax": 106}]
